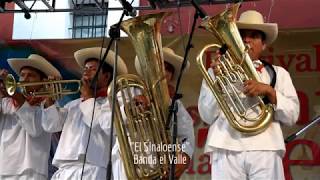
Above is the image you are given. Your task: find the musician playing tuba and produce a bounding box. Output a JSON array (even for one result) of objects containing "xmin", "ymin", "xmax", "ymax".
[
  {"xmin": 0, "ymin": 54, "xmax": 61, "ymax": 179},
  {"xmin": 41, "ymin": 47, "xmax": 128, "ymax": 180},
  {"xmin": 198, "ymin": 9, "xmax": 300, "ymax": 180},
  {"xmin": 112, "ymin": 47, "xmax": 195, "ymax": 179}
]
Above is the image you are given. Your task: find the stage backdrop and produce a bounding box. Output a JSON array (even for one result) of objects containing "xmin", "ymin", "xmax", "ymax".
[{"xmin": 0, "ymin": 28, "xmax": 319, "ymax": 179}]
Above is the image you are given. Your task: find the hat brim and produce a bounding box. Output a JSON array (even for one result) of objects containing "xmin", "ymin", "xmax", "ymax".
[
  {"xmin": 74, "ymin": 47, "xmax": 128, "ymax": 75},
  {"xmin": 236, "ymin": 22, "xmax": 278, "ymax": 45},
  {"xmin": 135, "ymin": 50, "xmax": 190, "ymax": 83},
  {"xmin": 8, "ymin": 58, "xmax": 61, "ymax": 78},
  {"xmin": 163, "ymin": 51, "xmax": 190, "ymax": 82}
]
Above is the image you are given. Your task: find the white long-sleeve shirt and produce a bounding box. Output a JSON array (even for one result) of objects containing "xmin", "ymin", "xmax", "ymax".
[
  {"xmin": 42, "ymin": 97, "xmax": 112, "ymax": 168},
  {"xmin": 198, "ymin": 61, "xmax": 300, "ymax": 156},
  {"xmin": 112, "ymin": 97, "xmax": 195, "ymax": 180},
  {"xmin": 0, "ymin": 98, "xmax": 51, "ymax": 177}
]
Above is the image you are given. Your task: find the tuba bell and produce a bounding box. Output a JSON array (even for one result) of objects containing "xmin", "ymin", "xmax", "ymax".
[
  {"xmin": 196, "ymin": 3, "xmax": 273, "ymax": 134},
  {"xmin": 108, "ymin": 12, "xmax": 172, "ymax": 179}
]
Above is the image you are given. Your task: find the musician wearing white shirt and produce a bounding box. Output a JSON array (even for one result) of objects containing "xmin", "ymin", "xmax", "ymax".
[
  {"xmin": 112, "ymin": 47, "xmax": 195, "ymax": 179},
  {"xmin": 42, "ymin": 47, "xmax": 128, "ymax": 180},
  {"xmin": 0, "ymin": 54, "xmax": 61, "ymax": 180},
  {"xmin": 198, "ymin": 10, "xmax": 300, "ymax": 180}
]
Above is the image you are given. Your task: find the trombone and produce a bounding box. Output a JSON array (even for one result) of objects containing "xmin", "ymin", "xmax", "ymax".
[{"xmin": 2, "ymin": 74, "xmax": 81, "ymax": 100}]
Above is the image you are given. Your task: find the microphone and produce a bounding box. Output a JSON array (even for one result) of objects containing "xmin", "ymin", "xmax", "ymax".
[
  {"xmin": 191, "ymin": 0, "xmax": 207, "ymax": 19},
  {"xmin": 285, "ymin": 134, "xmax": 297, "ymax": 144},
  {"xmin": 119, "ymin": 0, "xmax": 137, "ymax": 17},
  {"xmin": 285, "ymin": 115, "xmax": 320, "ymax": 143}
]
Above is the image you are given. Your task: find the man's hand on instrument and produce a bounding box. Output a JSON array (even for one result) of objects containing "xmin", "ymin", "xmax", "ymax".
[
  {"xmin": 210, "ymin": 50, "xmax": 222, "ymax": 76},
  {"xmin": 0, "ymin": 69, "xmax": 9, "ymax": 97},
  {"xmin": 80, "ymin": 76, "xmax": 93, "ymax": 101},
  {"xmin": 244, "ymin": 80, "xmax": 277, "ymax": 104},
  {"xmin": 43, "ymin": 75, "xmax": 61, "ymax": 108},
  {"xmin": 133, "ymin": 95, "xmax": 150, "ymax": 110},
  {"xmin": 11, "ymin": 93, "xmax": 25, "ymax": 108}
]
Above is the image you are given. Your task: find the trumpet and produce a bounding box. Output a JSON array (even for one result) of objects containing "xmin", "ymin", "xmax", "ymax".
[{"xmin": 3, "ymin": 74, "xmax": 81, "ymax": 100}]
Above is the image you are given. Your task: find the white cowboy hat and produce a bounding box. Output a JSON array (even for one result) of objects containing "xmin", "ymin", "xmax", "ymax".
[
  {"xmin": 8, "ymin": 54, "xmax": 61, "ymax": 77},
  {"xmin": 135, "ymin": 47, "xmax": 190, "ymax": 82},
  {"xmin": 236, "ymin": 10, "xmax": 278, "ymax": 45},
  {"xmin": 74, "ymin": 47, "xmax": 128, "ymax": 75}
]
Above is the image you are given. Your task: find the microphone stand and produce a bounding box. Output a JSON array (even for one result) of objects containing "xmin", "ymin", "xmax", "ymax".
[
  {"xmin": 106, "ymin": 39, "xmax": 120, "ymax": 180},
  {"xmin": 90, "ymin": 12, "xmax": 125, "ymax": 89},
  {"xmin": 285, "ymin": 115, "xmax": 320, "ymax": 144},
  {"xmin": 91, "ymin": 0, "xmax": 136, "ymax": 89},
  {"xmin": 95, "ymin": 3, "xmax": 135, "ymax": 179},
  {"xmin": 166, "ymin": 1, "xmax": 206, "ymax": 179}
]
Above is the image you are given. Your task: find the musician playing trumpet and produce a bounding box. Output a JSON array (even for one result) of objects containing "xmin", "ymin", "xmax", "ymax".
[
  {"xmin": 198, "ymin": 10, "xmax": 300, "ymax": 180},
  {"xmin": 0, "ymin": 54, "xmax": 61, "ymax": 180},
  {"xmin": 41, "ymin": 47, "xmax": 128, "ymax": 180}
]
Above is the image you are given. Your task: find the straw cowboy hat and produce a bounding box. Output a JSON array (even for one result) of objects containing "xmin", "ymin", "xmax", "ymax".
[
  {"xmin": 74, "ymin": 47, "xmax": 128, "ymax": 75},
  {"xmin": 236, "ymin": 10, "xmax": 278, "ymax": 45},
  {"xmin": 135, "ymin": 47, "xmax": 190, "ymax": 82},
  {"xmin": 8, "ymin": 54, "xmax": 61, "ymax": 77}
]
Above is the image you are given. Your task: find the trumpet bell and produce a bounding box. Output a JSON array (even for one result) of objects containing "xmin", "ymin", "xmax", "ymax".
[{"xmin": 5, "ymin": 74, "xmax": 17, "ymax": 96}]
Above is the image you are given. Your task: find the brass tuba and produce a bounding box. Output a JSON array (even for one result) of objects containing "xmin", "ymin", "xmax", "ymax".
[
  {"xmin": 108, "ymin": 12, "xmax": 171, "ymax": 179},
  {"xmin": 197, "ymin": 3, "xmax": 273, "ymax": 134}
]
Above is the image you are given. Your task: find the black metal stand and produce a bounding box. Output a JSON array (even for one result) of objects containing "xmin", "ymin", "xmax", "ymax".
[
  {"xmin": 80, "ymin": 18, "xmax": 123, "ymax": 180},
  {"xmin": 88, "ymin": 3, "xmax": 133, "ymax": 179},
  {"xmin": 168, "ymin": 102, "xmax": 179, "ymax": 180},
  {"xmin": 90, "ymin": 11, "xmax": 125, "ymax": 89},
  {"xmin": 105, "ymin": 13, "xmax": 126, "ymax": 180},
  {"xmin": 82, "ymin": 0, "xmax": 136, "ymax": 177},
  {"xmin": 285, "ymin": 115, "xmax": 320, "ymax": 144},
  {"xmin": 89, "ymin": 0, "xmax": 137, "ymax": 177},
  {"xmin": 167, "ymin": 1, "xmax": 205, "ymax": 178}
]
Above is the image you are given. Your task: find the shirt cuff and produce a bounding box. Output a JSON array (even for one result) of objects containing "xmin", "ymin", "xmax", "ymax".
[
  {"xmin": 44, "ymin": 103, "xmax": 58, "ymax": 112},
  {"xmin": 182, "ymin": 141, "xmax": 194, "ymax": 158},
  {"xmin": 273, "ymin": 90, "xmax": 284, "ymax": 111}
]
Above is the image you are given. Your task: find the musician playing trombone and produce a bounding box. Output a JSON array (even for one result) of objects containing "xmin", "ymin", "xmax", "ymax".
[
  {"xmin": 41, "ymin": 47, "xmax": 128, "ymax": 180},
  {"xmin": 198, "ymin": 10, "xmax": 300, "ymax": 180},
  {"xmin": 112, "ymin": 47, "xmax": 195, "ymax": 179},
  {"xmin": 0, "ymin": 54, "xmax": 61, "ymax": 180}
]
